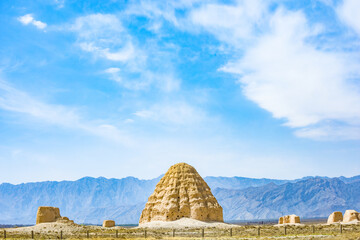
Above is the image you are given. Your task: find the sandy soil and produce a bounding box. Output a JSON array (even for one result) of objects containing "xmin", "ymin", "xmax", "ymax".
[
  {"xmin": 274, "ymin": 223, "xmax": 305, "ymax": 227},
  {"xmin": 324, "ymin": 220, "xmax": 360, "ymax": 226},
  {"xmin": 138, "ymin": 217, "xmax": 235, "ymax": 229},
  {"xmin": 341, "ymin": 220, "xmax": 360, "ymax": 225},
  {"xmin": 4, "ymin": 222, "xmax": 123, "ymax": 234}
]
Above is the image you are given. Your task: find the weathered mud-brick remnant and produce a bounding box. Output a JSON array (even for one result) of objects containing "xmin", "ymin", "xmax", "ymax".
[
  {"xmin": 139, "ymin": 163, "xmax": 223, "ymax": 224},
  {"xmin": 36, "ymin": 206, "xmax": 73, "ymax": 224},
  {"xmin": 279, "ymin": 214, "xmax": 300, "ymax": 224},
  {"xmin": 343, "ymin": 210, "xmax": 360, "ymax": 223},
  {"xmin": 36, "ymin": 207, "xmax": 61, "ymax": 224},
  {"xmin": 103, "ymin": 220, "xmax": 115, "ymax": 227},
  {"xmin": 327, "ymin": 211, "xmax": 343, "ymax": 224}
]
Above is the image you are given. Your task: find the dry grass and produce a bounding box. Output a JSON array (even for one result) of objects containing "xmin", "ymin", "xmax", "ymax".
[{"xmin": 1, "ymin": 223, "xmax": 360, "ymax": 239}]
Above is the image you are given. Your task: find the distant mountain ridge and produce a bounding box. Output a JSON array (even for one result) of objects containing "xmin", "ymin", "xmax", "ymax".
[
  {"xmin": 0, "ymin": 175, "xmax": 359, "ymax": 224},
  {"xmin": 214, "ymin": 177, "xmax": 360, "ymax": 220},
  {"xmin": 0, "ymin": 176, "xmax": 161, "ymax": 224}
]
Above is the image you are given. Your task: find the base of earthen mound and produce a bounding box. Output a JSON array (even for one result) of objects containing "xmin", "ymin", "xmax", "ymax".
[
  {"xmin": 341, "ymin": 220, "xmax": 360, "ymax": 225},
  {"xmin": 4, "ymin": 222, "xmax": 82, "ymax": 234},
  {"xmin": 274, "ymin": 223, "xmax": 304, "ymax": 227},
  {"xmin": 4, "ymin": 222, "xmax": 124, "ymax": 235},
  {"xmin": 138, "ymin": 217, "xmax": 234, "ymax": 229}
]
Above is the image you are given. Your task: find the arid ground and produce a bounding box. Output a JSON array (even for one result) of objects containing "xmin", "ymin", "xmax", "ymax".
[{"xmin": 2, "ymin": 221, "xmax": 360, "ymax": 239}]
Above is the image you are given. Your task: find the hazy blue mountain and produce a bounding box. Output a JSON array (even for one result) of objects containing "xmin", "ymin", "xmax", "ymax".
[
  {"xmin": 204, "ymin": 176, "xmax": 333, "ymax": 190},
  {"xmin": 338, "ymin": 175, "xmax": 360, "ymax": 184},
  {"xmin": 0, "ymin": 176, "xmax": 161, "ymax": 224},
  {"xmin": 0, "ymin": 175, "xmax": 359, "ymax": 224},
  {"xmin": 214, "ymin": 177, "xmax": 360, "ymax": 220},
  {"xmin": 204, "ymin": 176, "xmax": 290, "ymax": 190}
]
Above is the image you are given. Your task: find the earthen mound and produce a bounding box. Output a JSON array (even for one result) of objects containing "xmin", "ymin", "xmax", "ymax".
[
  {"xmin": 36, "ymin": 207, "xmax": 61, "ymax": 224},
  {"xmin": 278, "ymin": 214, "xmax": 300, "ymax": 224},
  {"xmin": 36, "ymin": 206, "xmax": 74, "ymax": 225},
  {"xmin": 327, "ymin": 211, "xmax": 343, "ymax": 224},
  {"xmin": 343, "ymin": 210, "xmax": 360, "ymax": 223},
  {"xmin": 103, "ymin": 220, "xmax": 115, "ymax": 227},
  {"xmin": 139, "ymin": 163, "xmax": 223, "ymax": 224}
]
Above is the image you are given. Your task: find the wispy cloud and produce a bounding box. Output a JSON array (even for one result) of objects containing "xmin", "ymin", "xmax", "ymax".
[
  {"xmin": 134, "ymin": 101, "xmax": 205, "ymax": 125},
  {"xmin": 127, "ymin": 0, "xmax": 269, "ymax": 43},
  {"xmin": 16, "ymin": 1, "xmax": 360, "ymax": 141},
  {"xmin": 139, "ymin": 0, "xmax": 360, "ymax": 140},
  {"xmin": 337, "ymin": 0, "xmax": 360, "ymax": 36},
  {"xmin": 104, "ymin": 67, "xmax": 180, "ymax": 91},
  {"xmin": 69, "ymin": 14, "xmax": 136, "ymax": 63},
  {"xmin": 104, "ymin": 67, "xmax": 151, "ymax": 90},
  {"xmin": 295, "ymin": 124, "xmax": 360, "ymax": 141},
  {"xmin": 0, "ymin": 79, "xmax": 128, "ymax": 143},
  {"xmin": 78, "ymin": 42, "xmax": 135, "ymax": 62},
  {"xmin": 54, "ymin": 0, "xmax": 65, "ymax": 9},
  {"xmin": 0, "ymin": 80, "xmax": 79, "ymax": 126},
  {"xmin": 18, "ymin": 14, "xmax": 47, "ymax": 29},
  {"xmin": 189, "ymin": 0, "xmax": 268, "ymax": 45},
  {"xmin": 125, "ymin": 0, "xmax": 202, "ymax": 31},
  {"xmin": 69, "ymin": 13, "xmax": 180, "ymax": 92},
  {"xmin": 219, "ymin": 8, "xmax": 360, "ymax": 140}
]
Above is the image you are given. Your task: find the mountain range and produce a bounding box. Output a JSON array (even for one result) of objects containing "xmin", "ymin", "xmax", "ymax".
[{"xmin": 0, "ymin": 174, "xmax": 359, "ymax": 224}]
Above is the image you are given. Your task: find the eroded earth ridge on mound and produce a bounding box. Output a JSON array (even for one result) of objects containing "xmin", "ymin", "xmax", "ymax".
[{"xmin": 139, "ymin": 163, "xmax": 223, "ymax": 224}]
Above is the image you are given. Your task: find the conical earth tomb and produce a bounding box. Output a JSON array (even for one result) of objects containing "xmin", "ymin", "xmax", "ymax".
[{"xmin": 139, "ymin": 162, "xmax": 223, "ymax": 224}]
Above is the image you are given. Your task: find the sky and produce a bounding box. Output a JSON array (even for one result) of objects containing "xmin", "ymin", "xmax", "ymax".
[{"xmin": 0, "ymin": 0, "xmax": 360, "ymax": 184}]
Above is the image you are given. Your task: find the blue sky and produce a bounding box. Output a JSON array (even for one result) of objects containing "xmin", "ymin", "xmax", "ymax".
[{"xmin": 0, "ymin": 0, "xmax": 360, "ymax": 184}]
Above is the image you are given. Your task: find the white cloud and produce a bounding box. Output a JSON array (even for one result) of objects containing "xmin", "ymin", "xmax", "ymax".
[
  {"xmin": 127, "ymin": 0, "xmax": 269, "ymax": 43},
  {"xmin": 295, "ymin": 124, "xmax": 360, "ymax": 141},
  {"xmin": 54, "ymin": 0, "xmax": 65, "ymax": 8},
  {"xmin": 18, "ymin": 14, "xmax": 47, "ymax": 29},
  {"xmin": 104, "ymin": 67, "xmax": 121, "ymax": 74},
  {"xmin": 337, "ymin": 0, "xmax": 360, "ymax": 35},
  {"xmin": 103, "ymin": 43, "xmax": 135, "ymax": 62},
  {"xmin": 32, "ymin": 20, "xmax": 47, "ymax": 29},
  {"xmin": 18, "ymin": 14, "xmax": 33, "ymax": 25},
  {"xmin": 93, "ymin": 1, "xmax": 360, "ymax": 140},
  {"xmin": 70, "ymin": 14, "xmax": 123, "ymax": 38},
  {"xmin": 142, "ymin": 0, "xmax": 359, "ymax": 140},
  {"xmin": 134, "ymin": 101, "xmax": 205, "ymax": 125},
  {"xmin": 104, "ymin": 67, "xmax": 180, "ymax": 91},
  {"xmin": 0, "ymin": 80, "xmax": 79, "ymax": 126},
  {"xmin": 220, "ymin": 9, "xmax": 360, "ymax": 140},
  {"xmin": 156, "ymin": 73, "xmax": 181, "ymax": 92},
  {"xmin": 79, "ymin": 42, "xmax": 135, "ymax": 63},
  {"xmin": 125, "ymin": 0, "xmax": 204, "ymax": 30},
  {"xmin": 104, "ymin": 67, "xmax": 151, "ymax": 90},
  {"xmin": 189, "ymin": 0, "xmax": 268, "ymax": 45},
  {"xmin": 0, "ymin": 79, "xmax": 128, "ymax": 143},
  {"xmin": 71, "ymin": 14, "xmax": 180, "ymax": 92},
  {"xmin": 124, "ymin": 118, "xmax": 134, "ymax": 124},
  {"xmin": 70, "ymin": 14, "xmax": 136, "ymax": 63}
]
